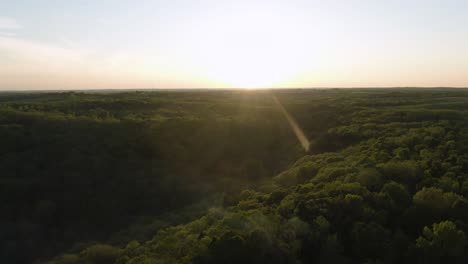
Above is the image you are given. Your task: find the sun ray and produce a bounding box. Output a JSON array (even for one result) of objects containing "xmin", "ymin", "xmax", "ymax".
[{"xmin": 272, "ymin": 94, "xmax": 310, "ymax": 152}]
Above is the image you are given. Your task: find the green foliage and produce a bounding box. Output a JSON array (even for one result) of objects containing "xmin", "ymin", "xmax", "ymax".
[
  {"xmin": 47, "ymin": 244, "xmax": 122, "ymax": 264},
  {"xmin": 415, "ymin": 221, "xmax": 466, "ymax": 262},
  {"xmin": 46, "ymin": 254, "xmax": 80, "ymax": 264},
  {"xmin": 80, "ymin": 244, "xmax": 123, "ymax": 264},
  {"xmin": 350, "ymin": 221, "xmax": 390, "ymax": 259},
  {"xmin": 4, "ymin": 89, "xmax": 468, "ymax": 263},
  {"xmin": 355, "ymin": 168, "xmax": 384, "ymax": 191}
]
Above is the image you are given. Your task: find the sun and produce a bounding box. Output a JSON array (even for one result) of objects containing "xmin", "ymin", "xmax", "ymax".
[
  {"xmin": 194, "ymin": 45, "xmax": 309, "ymax": 89},
  {"xmin": 184, "ymin": 11, "xmax": 312, "ymax": 89},
  {"xmin": 207, "ymin": 60, "xmax": 291, "ymax": 89}
]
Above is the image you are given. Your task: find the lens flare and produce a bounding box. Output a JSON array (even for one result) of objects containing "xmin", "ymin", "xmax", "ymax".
[{"xmin": 272, "ymin": 95, "xmax": 310, "ymax": 152}]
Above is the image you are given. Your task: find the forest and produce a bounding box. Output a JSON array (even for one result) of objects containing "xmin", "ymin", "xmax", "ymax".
[{"xmin": 2, "ymin": 88, "xmax": 468, "ymax": 264}]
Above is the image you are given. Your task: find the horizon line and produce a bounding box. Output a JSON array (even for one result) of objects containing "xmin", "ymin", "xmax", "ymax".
[{"xmin": 1, "ymin": 86, "xmax": 468, "ymax": 92}]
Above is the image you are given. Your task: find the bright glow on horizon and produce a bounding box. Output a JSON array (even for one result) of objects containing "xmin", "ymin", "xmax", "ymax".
[
  {"xmin": 1, "ymin": 0, "xmax": 468, "ymax": 90},
  {"xmin": 184, "ymin": 9, "xmax": 313, "ymax": 88}
]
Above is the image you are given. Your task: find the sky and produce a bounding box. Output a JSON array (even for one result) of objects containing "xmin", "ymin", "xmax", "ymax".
[{"xmin": 1, "ymin": 0, "xmax": 468, "ymax": 90}]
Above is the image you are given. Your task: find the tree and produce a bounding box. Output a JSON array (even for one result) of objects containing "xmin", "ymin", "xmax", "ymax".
[
  {"xmin": 350, "ymin": 222, "xmax": 390, "ymax": 260},
  {"xmin": 415, "ymin": 221, "xmax": 466, "ymax": 262},
  {"xmin": 381, "ymin": 181, "xmax": 411, "ymax": 209}
]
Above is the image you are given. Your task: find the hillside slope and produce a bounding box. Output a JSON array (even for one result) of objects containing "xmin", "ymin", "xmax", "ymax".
[{"xmin": 46, "ymin": 89, "xmax": 468, "ymax": 264}]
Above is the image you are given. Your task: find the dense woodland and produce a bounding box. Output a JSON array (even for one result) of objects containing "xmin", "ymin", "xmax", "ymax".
[{"xmin": 2, "ymin": 89, "xmax": 468, "ymax": 263}]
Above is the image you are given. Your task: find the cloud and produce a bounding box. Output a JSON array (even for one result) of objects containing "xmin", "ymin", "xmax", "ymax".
[{"xmin": 0, "ymin": 17, "xmax": 21, "ymax": 29}]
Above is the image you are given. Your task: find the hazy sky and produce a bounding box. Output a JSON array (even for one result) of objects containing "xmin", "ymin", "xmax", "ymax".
[{"xmin": 1, "ymin": 0, "xmax": 468, "ymax": 89}]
